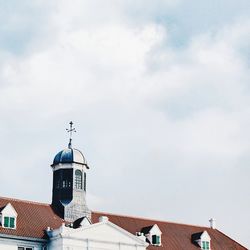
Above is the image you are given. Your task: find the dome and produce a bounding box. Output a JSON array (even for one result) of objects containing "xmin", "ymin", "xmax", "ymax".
[{"xmin": 51, "ymin": 148, "xmax": 89, "ymax": 168}]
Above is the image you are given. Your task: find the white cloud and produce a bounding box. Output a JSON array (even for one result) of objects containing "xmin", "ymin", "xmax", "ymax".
[{"xmin": 0, "ymin": 1, "xmax": 250, "ymax": 247}]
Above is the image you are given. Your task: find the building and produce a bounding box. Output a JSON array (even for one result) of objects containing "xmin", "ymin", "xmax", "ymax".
[{"xmin": 0, "ymin": 123, "xmax": 247, "ymax": 250}]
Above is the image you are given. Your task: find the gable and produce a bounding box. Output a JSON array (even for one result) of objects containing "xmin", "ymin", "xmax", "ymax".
[
  {"xmin": 67, "ymin": 221, "xmax": 148, "ymax": 246},
  {"xmin": 148, "ymin": 224, "xmax": 162, "ymax": 235},
  {"xmin": 1, "ymin": 203, "xmax": 17, "ymax": 217},
  {"xmin": 201, "ymin": 231, "xmax": 211, "ymax": 241}
]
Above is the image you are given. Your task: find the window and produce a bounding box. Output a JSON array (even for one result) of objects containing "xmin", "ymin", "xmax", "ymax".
[
  {"xmin": 75, "ymin": 170, "xmax": 82, "ymax": 189},
  {"xmin": 58, "ymin": 179, "xmax": 71, "ymax": 188},
  {"xmin": 202, "ymin": 241, "xmax": 210, "ymax": 250},
  {"xmin": 63, "ymin": 180, "xmax": 66, "ymax": 188},
  {"xmin": 18, "ymin": 247, "xmax": 33, "ymax": 250},
  {"xmin": 4, "ymin": 216, "xmax": 15, "ymax": 229},
  {"xmin": 152, "ymin": 235, "xmax": 161, "ymax": 245}
]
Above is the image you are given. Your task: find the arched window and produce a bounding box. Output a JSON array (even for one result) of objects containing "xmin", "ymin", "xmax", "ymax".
[{"xmin": 75, "ymin": 170, "xmax": 82, "ymax": 189}]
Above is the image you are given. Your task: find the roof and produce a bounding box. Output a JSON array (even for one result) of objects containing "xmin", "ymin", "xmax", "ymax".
[
  {"xmin": 0, "ymin": 197, "xmax": 247, "ymax": 249},
  {"xmin": 141, "ymin": 225, "xmax": 154, "ymax": 234},
  {"xmin": 191, "ymin": 231, "xmax": 204, "ymax": 241},
  {"xmin": 0, "ymin": 197, "xmax": 64, "ymax": 239},
  {"xmin": 52, "ymin": 147, "xmax": 89, "ymax": 168},
  {"xmin": 73, "ymin": 216, "xmax": 91, "ymax": 229},
  {"xmin": 92, "ymin": 212, "xmax": 247, "ymax": 250}
]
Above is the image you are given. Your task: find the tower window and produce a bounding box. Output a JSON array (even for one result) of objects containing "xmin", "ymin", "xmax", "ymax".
[
  {"xmin": 62, "ymin": 180, "xmax": 71, "ymax": 188},
  {"xmin": 75, "ymin": 170, "xmax": 82, "ymax": 189}
]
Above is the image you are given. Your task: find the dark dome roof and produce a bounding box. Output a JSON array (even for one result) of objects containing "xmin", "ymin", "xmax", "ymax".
[{"xmin": 52, "ymin": 148, "xmax": 89, "ymax": 168}]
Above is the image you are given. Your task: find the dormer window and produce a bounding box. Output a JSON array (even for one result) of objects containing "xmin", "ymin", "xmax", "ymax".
[
  {"xmin": 191, "ymin": 231, "xmax": 211, "ymax": 250},
  {"xmin": 152, "ymin": 235, "xmax": 161, "ymax": 245},
  {"xmin": 4, "ymin": 216, "xmax": 15, "ymax": 229},
  {"xmin": 0, "ymin": 203, "xmax": 17, "ymax": 230},
  {"xmin": 141, "ymin": 224, "xmax": 162, "ymax": 246},
  {"xmin": 202, "ymin": 241, "xmax": 210, "ymax": 250}
]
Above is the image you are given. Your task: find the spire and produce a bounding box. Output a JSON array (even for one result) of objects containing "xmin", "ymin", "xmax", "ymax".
[{"xmin": 66, "ymin": 121, "xmax": 76, "ymax": 148}]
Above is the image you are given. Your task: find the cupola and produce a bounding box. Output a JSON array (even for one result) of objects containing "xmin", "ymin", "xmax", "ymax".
[{"xmin": 51, "ymin": 122, "xmax": 91, "ymax": 222}]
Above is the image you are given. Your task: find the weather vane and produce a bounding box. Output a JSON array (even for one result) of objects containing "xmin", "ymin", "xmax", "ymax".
[{"xmin": 66, "ymin": 121, "xmax": 76, "ymax": 148}]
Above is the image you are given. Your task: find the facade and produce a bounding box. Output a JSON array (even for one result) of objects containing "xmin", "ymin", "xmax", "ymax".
[{"xmin": 0, "ymin": 126, "xmax": 248, "ymax": 250}]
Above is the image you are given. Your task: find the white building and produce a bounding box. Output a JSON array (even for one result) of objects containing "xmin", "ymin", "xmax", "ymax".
[{"xmin": 0, "ymin": 124, "xmax": 247, "ymax": 250}]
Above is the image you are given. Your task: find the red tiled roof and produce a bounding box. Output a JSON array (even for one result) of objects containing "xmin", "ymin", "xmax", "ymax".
[
  {"xmin": 0, "ymin": 197, "xmax": 247, "ymax": 249},
  {"xmin": 93, "ymin": 212, "xmax": 247, "ymax": 250},
  {"xmin": 0, "ymin": 197, "xmax": 64, "ymax": 239}
]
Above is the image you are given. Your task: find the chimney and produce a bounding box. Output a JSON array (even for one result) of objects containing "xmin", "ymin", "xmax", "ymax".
[{"xmin": 209, "ymin": 218, "xmax": 216, "ymax": 229}]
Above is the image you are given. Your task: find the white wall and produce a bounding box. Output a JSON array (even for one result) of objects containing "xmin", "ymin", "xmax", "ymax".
[
  {"xmin": 48, "ymin": 237, "xmax": 146, "ymax": 250},
  {"xmin": 47, "ymin": 220, "xmax": 148, "ymax": 250},
  {"xmin": 0, "ymin": 236, "xmax": 45, "ymax": 250}
]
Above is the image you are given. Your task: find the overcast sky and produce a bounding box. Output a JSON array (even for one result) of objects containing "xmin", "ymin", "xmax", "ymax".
[{"xmin": 0, "ymin": 0, "xmax": 250, "ymax": 247}]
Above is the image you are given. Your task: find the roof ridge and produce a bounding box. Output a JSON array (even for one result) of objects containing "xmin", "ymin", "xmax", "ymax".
[
  {"xmin": 92, "ymin": 210, "xmax": 210, "ymax": 229},
  {"xmin": 0, "ymin": 196, "xmax": 50, "ymax": 207}
]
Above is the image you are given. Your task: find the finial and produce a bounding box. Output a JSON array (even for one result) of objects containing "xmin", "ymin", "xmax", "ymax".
[{"xmin": 66, "ymin": 121, "xmax": 76, "ymax": 148}]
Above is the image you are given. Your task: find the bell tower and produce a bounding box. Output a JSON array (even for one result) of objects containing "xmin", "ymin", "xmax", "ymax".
[{"xmin": 51, "ymin": 122, "xmax": 91, "ymax": 222}]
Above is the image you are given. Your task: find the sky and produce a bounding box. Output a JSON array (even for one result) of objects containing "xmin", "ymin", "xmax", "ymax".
[{"xmin": 0, "ymin": 0, "xmax": 250, "ymax": 247}]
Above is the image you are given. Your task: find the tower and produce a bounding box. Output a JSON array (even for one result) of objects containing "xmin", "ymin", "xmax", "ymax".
[{"xmin": 51, "ymin": 122, "xmax": 91, "ymax": 222}]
